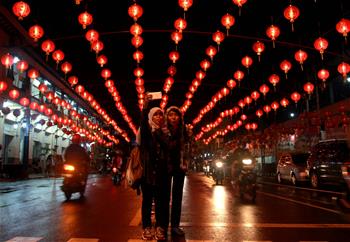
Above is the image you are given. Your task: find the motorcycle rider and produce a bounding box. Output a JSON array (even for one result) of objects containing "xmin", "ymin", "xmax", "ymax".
[
  {"xmin": 63, "ymin": 134, "xmax": 90, "ymax": 178},
  {"xmin": 230, "ymin": 142, "xmax": 250, "ymax": 192}
]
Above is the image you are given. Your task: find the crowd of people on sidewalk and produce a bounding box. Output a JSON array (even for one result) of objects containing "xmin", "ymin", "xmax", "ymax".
[{"xmin": 136, "ymin": 94, "xmax": 192, "ymax": 240}]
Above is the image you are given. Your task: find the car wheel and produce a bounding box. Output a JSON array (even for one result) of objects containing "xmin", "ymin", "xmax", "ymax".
[
  {"xmin": 277, "ymin": 172, "xmax": 282, "ymax": 183},
  {"xmin": 310, "ymin": 172, "xmax": 319, "ymax": 188},
  {"xmin": 291, "ymin": 174, "xmax": 297, "ymax": 186}
]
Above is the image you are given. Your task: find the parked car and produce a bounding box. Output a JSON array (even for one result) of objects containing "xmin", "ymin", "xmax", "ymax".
[
  {"xmin": 307, "ymin": 139, "xmax": 350, "ymax": 189},
  {"xmin": 277, "ymin": 152, "xmax": 310, "ymax": 185}
]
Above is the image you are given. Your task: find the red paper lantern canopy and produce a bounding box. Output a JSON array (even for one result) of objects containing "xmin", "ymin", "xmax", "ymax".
[
  {"xmin": 206, "ymin": 46, "xmax": 217, "ymax": 61},
  {"xmin": 283, "ymin": 4, "xmax": 300, "ymax": 31},
  {"xmin": 241, "ymin": 56, "xmax": 253, "ymax": 70},
  {"xmin": 19, "ymin": 97, "xmax": 30, "ymax": 107},
  {"xmin": 134, "ymin": 67, "xmax": 144, "ymax": 78},
  {"xmin": 252, "ymin": 41, "xmax": 265, "ymax": 61},
  {"xmin": 263, "ymin": 105, "xmax": 271, "ymax": 114},
  {"xmin": 97, "ymin": 55, "xmax": 108, "ymax": 67},
  {"xmin": 200, "ymin": 59, "xmax": 211, "ymax": 71},
  {"xmin": 174, "ymin": 18, "xmax": 187, "ymax": 32},
  {"xmin": 128, "ymin": 3, "xmax": 143, "ymax": 21},
  {"xmin": 101, "ymin": 68, "xmax": 112, "ymax": 80},
  {"xmin": 337, "ymin": 62, "xmax": 350, "ymax": 80},
  {"xmin": 251, "ymin": 91, "xmax": 260, "ymax": 102},
  {"xmin": 268, "ymin": 74, "xmax": 280, "ymax": 87},
  {"xmin": 130, "ymin": 23, "xmax": 143, "ymax": 36},
  {"xmin": 290, "ymin": 92, "xmax": 301, "ymax": 104},
  {"xmin": 52, "ymin": 50, "xmax": 65, "ymax": 64},
  {"xmin": 266, "ymin": 25, "xmax": 280, "ymax": 48},
  {"xmin": 78, "ymin": 11, "xmax": 93, "ymax": 29},
  {"xmin": 234, "ymin": 70, "xmax": 244, "ymax": 86},
  {"xmin": 168, "ymin": 65, "xmax": 177, "ymax": 76},
  {"xmin": 61, "ymin": 61, "xmax": 72, "ymax": 75},
  {"xmin": 0, "ymin": 81, "xmax": 8, "ymax": 92},
  {"xmin": 271, "ymin": 101, "xmax": 280, "ymax": 112},
  {"xmin": 38, "ymin": 83, "xmax": 48, "ymax": 93},
  {"xmin": 171, "ymin": 31, "xmax": 183, "ymax": 45},
  {"xmin": 280, "ymin": 98, "xmax": 289, "ymax": 107},
  {"xmin": 29, "ymin": 102, "xmax": 38, "ymax": 110},
  {"xmin": 9, "ymin": 89, "xmax": 20, "ymax": 100},
  {"xmin": 135, "ymin": 78, "xmax": 144, "ymax": 86},
  {"xmin": 12, "ymin": 1, "xmax": 31, "ymax": 20},
  {"xmin": 41, "ymin": 39, "xmax": 55, "ymax": 59},
  {"xmin": 131, "ymin": 36, "xmax": 143, "ymax": 48},
  {"xmin": 212, "ymin": 30, "xmax": 225, "ymax": 47},
  {"xmin": 221, "ymin": 13, "xmax": 235, "ymax": 35},
  {"xmin": 28, "ymin": 68, "xmax": 39, "ymax": 79},
  {"xmin": 314, "ymin": 37, "xmax": 328, "ymax": 60},
  {"xmin": 68, "ymin": 76, "xmax": 78, "ymax": 86},
  {"xmin": 85, "ymin": 29, "xmax": 99, "ymax": 43},
  {"xmin": 294, "ymin": 49, "xmax": 308, "ymax": 70},
  {"xmin": 227, "ymin": 79, "xmax": 237, "ymax": 89},
  {"xmin": 259, "ymin": 84, "xmax": 270, "ymax": 96},
  {"xmin": 303, "ymin": 82, "xmax": 315, "ymax": 95},
  {"xmin": 336, "ymin": 18, "xmax": 350, "ymax": 40},
  {"xmin": 1, "ymin": 53, "xmax": 14, "ymax": 69},
  {"xmin": 317, "ymin": 69, "xmax": 330, "ymax": 82},
  {"xmin": 28, "ymin": 24, "xmax": 44, "ymax": 42},
  {"xmin": 16, "ymin": 60, "xmax": 28, "ymax": 73},
  {"xmin": 178, "ymin": 0, "xmax": 193, "ymax": 11},
  {"xmin": 169, "ymin": 51, "xmax": 180, "ymax": 63},
  {"xmin": 91, "ymin": 40, "xmax": 104, "ymax": 55},
  {"xmin": 280, "ymin": 60, "xmax": 292, "ymax": 78}
]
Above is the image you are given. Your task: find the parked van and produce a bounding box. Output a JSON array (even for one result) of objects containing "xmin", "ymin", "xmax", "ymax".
[{"xmin": 277, "ymin": 152, "xmax": 310, "ymax": 185}]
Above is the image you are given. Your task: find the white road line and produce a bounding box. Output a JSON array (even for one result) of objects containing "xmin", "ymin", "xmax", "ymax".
[
  {"xmin": 66, "ymin": 239, "xmax": 99, "ymax": 242},
  {"xmin": 129, "ymin": 207, "xmax": 142, "ymax": 226},
  {"xmin": 299, "ymin": 241, "xmax": 328, "ymax": 242},
  {"xmin": 243, "ymin": 241, "xmax": 272, "ymax": 242},
  {"xmin": 5, "ymin": 237, "xmax": 43, "ymax": 242},
  {"xmin": 179, "ymin": 222, "xmax": 350, "ymax": 228},
  {"xmin": 258, "ymin": 191, "xmax": 342, "ymax": 214}
]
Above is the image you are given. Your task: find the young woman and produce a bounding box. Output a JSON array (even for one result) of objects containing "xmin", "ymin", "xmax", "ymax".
[
  {"xmin": 165, "ymin": 106, "xmax": 189, "ymax": 236},
  {"xmin": 138, "ymin": 106, "xmax": 168, "ymax": 240}
]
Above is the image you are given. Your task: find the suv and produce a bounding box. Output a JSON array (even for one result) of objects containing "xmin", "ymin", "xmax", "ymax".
[
  {"xmin": 277, "ymin": 152, "xmax": 310, "ymax": 185},
  {"xmin": 307, "ymin": 139, "xmax": 350, "ymax": 189}
]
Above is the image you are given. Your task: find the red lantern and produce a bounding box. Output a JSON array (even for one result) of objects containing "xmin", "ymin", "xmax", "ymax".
[
  {"xmin": 196, "ymin": 70, "xmax": 206, "ymax": 80},
  {"xmin": 91, "ymin": 40, "xmax": 104, "ymax": 55},
  {"xmin": 52, "ymin": 50, "xmax": 65, "ymax": 65},
  {"xmin": 0, "ymin": 81, "xmax": 8, "ymax": 92},
  {"xmin": 29, "ymin": 102, "xmax": 38, "ymax": 110},
  {"xmin": 317, "ymin": 69, "xmax": 330, "ymax": 83},
  {"xmin": 75, "ymin": 85, "xmax": 85, "ymax": 94},
  {"xmin": 178, "ymin": 0, "xmax": 193, "ymax": 11},
  {"xmin": 45, "ymin": 91, "xmax": 54, "ymax": 100},
  {"xmin": 251, "ymin": 123, "xmax": 258, "ymax": 131},
  {"xmin": 174, "ymin": 18, "xmax": 187, "ymax": 32},
  {"xmin": 234, "ymin": 70, "xmax": 244, "ymax": 86},
  {"xmin": 168, "ymin": 65, "xmax": 177, "ymax": 76},
  {"xmin": 16, "ymin": 60, "xmax": 28, "ymax": 73},
  {"xmin": 303, "ymin": 82, "xmax": 314, "ymax": 95},
  {"xmin": 12, "ymin": 1, "xmax": 31, "ymax": 20},
  {"xmin": 61, "ymin": 61, "xmax": 72, "ymax": 75},
  {"xmin": 101, "ymin": 68, "xmax": 112, "ymax": 80},
  {"xmin": 291, "ymin": 92, "xmax": 301, "ymax": 104},
  {"xmin": 259, "ymin": 84, "xmax": 270, "ymax": 96},
  {"xmin": 134, "ymin": 67, "xmax": 144, "ymax": 78},
  {"xmin": 337, "ymin": 62, "xmax": 350, "ymax": 80},
  {"xmin": 169, "ymin": 51, "xmax": 180, "ymax": 63},
  {"xmin": 38, "ymin": 83, "xmax": 48, "ymax": 93},
  {"xmin": 227, "ymin": 79, "xmax": 237, "ymax": 89},
  {"xmin": 263, "ymin": 105, "xmax": 271, "ymax": 114},
  {"xmin": 105, "ymin": 80, "xmax": 115, "ymax": 88},
  {"xmin": 221, "ymin": 87, "xmax": 230, "ymax": 96},
  {"xmin": 212, "ymin": 30, "xmax": 225, "ymax": 47},
  {"xmin": 283, "ymin": 4, "xmax": 300, "ymax": 31},
  {"xmin": 78, "ymin": 11, "xmax": 93, "ymax": 29},
  {"xmin": 68, "ymin": 76, "xmax": 78, "ymax": 86},
  {"xmin": 28, "ymin": 24, "xmax": 44, "ymax": 42},
  {"xmin": 221, "ymin": 13, "xmax": 235, "ymax": 35},
  {"xmin": 131, "ymin": 50, "xmax": 143, "ymax": 63},
  {"xmin": 336, "ymin": 18, "xmax": 350, "ymax": 40},
  {"xmin": 271, "ymin": 101, "xmax": 280, "ymax": 112},
  {"xmin": 252, "ymin": 41, "xmax": 265, "ymax": 61},
  {"xmin": 200, "ymin": 59, "xmax": 211, "ymax": 71},
  {"xmin": 19, "ymin": 97, "xmax": 30, "ymax": 107},
  {"xmin": 97, "ymin": 55, "xmax": 108, "ymax": 67},
  {"xmin": 314, "ymin": 37, "xmax": 328, "ymax": 60},
  {"xmin": 280, "ymin": 60, "xmax": 292, "ymax": 78},
  {"xmin": 206, "ymin": 46, "xmax": 217, "ymax": 61},
  {"xmin": 9, "ymin": 89, "xmax": 20, "ymax": 100},
  {"xmin": 128, "ymin": 3, "xmax": 143, "ymax": 21},
  {"xmin": 251, "ymin": 91, "xmax": 260, "ymax": 102},
  {"xmin": 268, "ymin": 74, "xmax": 280, "ymax": 87},
  {"xmin": 131, "ymin": 36, "xmax": 143, "ymax": 48},
  {"xmin": 41, "ymin": 39, "xmax": 55, "ymax": 60},
  {"xmin": 241, "ymin": 56, "xmax": 253, "ymax": 70},
  {"xmin": 130, "ymin": 23, "xmax": 143, "ymax": 36},
  {"xmin": 280, "ymin": 98, "xmax": 289, "ymax": 107},
  {"xmin": 244, "ymin": 96, "xmax": 252, "ymax": 106},
  {"xmin": 135, "ymin": 78, "xmax": 144, "ymax": 86},
  {"xmin": 294, "ymin": 49, "xmax": 308, "ymax": 70},
  {"xmin": 85, "ymin": 29, "xmax": 99, "ymax": 43},
  {"xmin": 171, "ymin": 31, "xmax": 183, "ymax": 45},
  {"xmin": 266, "ymin": 25, "xmax": 280, "ymax": 48},
  {"xmin": 28, "ymin": 68, "xmax": 39, "ymax": 79},
  {"xmin": 1, "ymin": 53, "xmax": 14, "ymax": 69}
]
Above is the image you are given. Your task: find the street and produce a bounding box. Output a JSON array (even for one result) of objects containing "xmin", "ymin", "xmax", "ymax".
[{"xmin": 1, "ymin": 172, "xmax": 350, "ymax": 242}]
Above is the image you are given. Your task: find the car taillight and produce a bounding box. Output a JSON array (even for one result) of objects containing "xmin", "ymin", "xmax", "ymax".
[
  {"xmin": 63, "ymin": 164, "xmax": 75, "ymax": 171},
  {"xmin": 341, "ymin": 165, "xmax": 349, "ymax": 176},
  {"xmin": 112, "ymin": 167, "xmax": 117, "ymax": 173}
]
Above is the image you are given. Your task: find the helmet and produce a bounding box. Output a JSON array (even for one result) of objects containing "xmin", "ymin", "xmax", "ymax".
[{"xmin": 72, "ymin": 134, "xmax": 81, "ymax": 144}]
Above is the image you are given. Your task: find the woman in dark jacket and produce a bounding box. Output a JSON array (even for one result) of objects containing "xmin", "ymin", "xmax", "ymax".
[
  {"xmin": 137, "ymin": 106, "xmax": 168, "ymax": 240},
  {"xmin": 165, "ymin": 106, "xmax": 190, "ymax": 236}
]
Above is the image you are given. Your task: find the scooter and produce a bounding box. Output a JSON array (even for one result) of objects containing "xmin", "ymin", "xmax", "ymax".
[
  {"xmin": 61, "ymin": 163, "xmax": 87, "ymax": 200},
  {"xmin": 112, "ymin": 166, "xmax": 122, "ymax": 185},
  {"xmin": 238, "ymin": 158, "xmax": 257, "ymax": 202},
  {"xmin": 213, "ymin": 160, "xmax": 224, "ymax": 185}
]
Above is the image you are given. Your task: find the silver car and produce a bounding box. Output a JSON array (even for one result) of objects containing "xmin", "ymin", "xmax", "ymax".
[{"xmin": 277, "ymin": 153, "xmax": 310, "ymax": 185}]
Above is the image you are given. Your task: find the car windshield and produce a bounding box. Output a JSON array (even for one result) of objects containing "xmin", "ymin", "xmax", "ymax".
[{"xmin": 291, "ymin": 153, "xmax": 309, "ymax": 165}]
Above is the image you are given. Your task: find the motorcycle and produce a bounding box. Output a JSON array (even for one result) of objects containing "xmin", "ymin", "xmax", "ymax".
[
  {"xmin": 112, "ymin": 166, "xmax": 122, "ymax": 185},
  {"xmin": 213, "ymin": 160, "xmax": 224, "ymax": 185},
  {"xmin": 61, "ymin": 163, "xmax": 87, "ymax": 200},
  {"xmin": 238, "ymin": 158, "xmax": 257, "ymax": 202}
]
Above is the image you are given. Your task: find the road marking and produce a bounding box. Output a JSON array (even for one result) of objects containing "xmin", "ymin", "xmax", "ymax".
[
  {"xmin": 67, "ymin": 239, "xmax": 99, "ymax": 242},
  {"xmin": 129, "ymin": 207, "xmax": 142, "ymax": 226},
  {"xmin": 5, "ymin": 237, "xmax": 43, "ymax": 242},
  {"xmin": 258, "ymin": 191, "xmax": 342, "ymax": 214},
  {"xmin": 128, "ymin": 240, "xmax": 214, "ymax": 242},
  {"xmin": 179, "ymin": 222, "xmax": 350, "ymax": 228},
  {"xmin": 243, "ymin": 241, "xmax": 272, "ymax": 242}
]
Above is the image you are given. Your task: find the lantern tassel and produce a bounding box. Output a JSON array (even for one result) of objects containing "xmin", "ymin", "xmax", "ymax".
[
  {"xmin": 300, "ymin": 64, "xmax": 304, "ymax": 71},
  {"xmin": 272, "ymin": 40, "xmax": 276, "ymax": 48},
  {"xmin": 291, "ymin": 22, "xmax": 295, "ymax": 32}
]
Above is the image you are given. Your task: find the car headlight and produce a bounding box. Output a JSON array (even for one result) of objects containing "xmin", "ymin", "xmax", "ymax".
[
  {"xmin": 242, "ymin": 159, "xmax": 252, "ymax": 165},
  {"xmin": 216, "ymin": 161, "xmax": 223, "ymax": 168}
]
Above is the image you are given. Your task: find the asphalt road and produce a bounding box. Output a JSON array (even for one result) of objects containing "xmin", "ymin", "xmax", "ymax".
[{"xmin": 1, "ymin": 173, "xmax": 350, "ymax": 242}]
